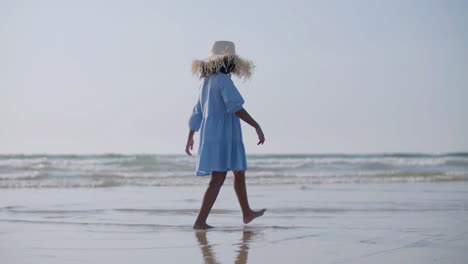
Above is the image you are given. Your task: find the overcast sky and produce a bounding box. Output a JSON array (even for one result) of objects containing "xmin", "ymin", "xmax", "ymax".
[{"xmin": 1, "ymin": 0, "xmax": 467, "ymax": 154}]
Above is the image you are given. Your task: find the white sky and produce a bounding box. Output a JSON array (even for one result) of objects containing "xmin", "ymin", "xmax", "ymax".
[{"xmin": 1, "ymin": 0, "xmax": 467, "ymax": 154}]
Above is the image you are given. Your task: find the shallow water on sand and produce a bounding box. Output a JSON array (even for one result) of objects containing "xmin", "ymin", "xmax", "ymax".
[{"xmin": 1, "ymin": 182, "xmax": 468, "ymax": 263}]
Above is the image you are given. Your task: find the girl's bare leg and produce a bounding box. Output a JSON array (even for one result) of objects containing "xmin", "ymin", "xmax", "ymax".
[
  {"xmin": 233, "ymin": 170, "xmax": 266, "ymax": 224},
  {"xmin": 193, "ymin": 171, "xmax": 227, "ymax": 229}
]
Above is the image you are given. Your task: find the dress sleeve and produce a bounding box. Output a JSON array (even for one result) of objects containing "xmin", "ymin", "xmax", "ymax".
[
  {"xmin": 220, "ymin": 76, "xmax": 245, "ymax": 114},
  {"xmin": 188, "ymin": 100, "xmax": 202, "ymax": 132}
]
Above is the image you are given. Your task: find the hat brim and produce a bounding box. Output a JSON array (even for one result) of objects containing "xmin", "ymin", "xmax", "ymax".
[{"xmin": 192, "ymin": 54, "xmax": 255, "ymax": 80}]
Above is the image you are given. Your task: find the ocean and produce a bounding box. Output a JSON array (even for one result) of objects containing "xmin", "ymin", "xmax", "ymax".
[
  {"xmin": 2, "ymin": 153, "xmax": 468, "ymax": 263},
  {"xmin": 1, "ymin": 153, "xmax": 467, "ymax": 188}
]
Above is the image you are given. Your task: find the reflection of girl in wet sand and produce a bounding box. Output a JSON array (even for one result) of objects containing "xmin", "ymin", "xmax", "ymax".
[
  {"xmin": 186, "ymin": 41, "xmax": 266, "ymax": 229},
  {"xmin": 195, "ymin": 228, "xmax": 258, "ymax": 264},
  {"xmin": 195, "ymin": 231, "xmax": 221, "ymax": 264},
  {"xmin": 233, "ymin": 230, "xmax": 255, "ymax": 264}
]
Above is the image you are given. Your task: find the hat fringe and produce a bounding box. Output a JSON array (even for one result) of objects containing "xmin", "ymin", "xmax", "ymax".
[{"xmin": 192, "ymin": 54, "xmax": 255, "ymax": 81}]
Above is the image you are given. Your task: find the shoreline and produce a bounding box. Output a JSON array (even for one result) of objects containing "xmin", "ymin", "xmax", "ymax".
[{"xmin": 2, "ymin": 182, "xmax": 467, "ymax": 263}]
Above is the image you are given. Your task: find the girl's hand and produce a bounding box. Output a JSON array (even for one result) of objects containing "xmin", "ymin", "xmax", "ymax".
[
  {"xmin": 185, "ymin": 137, "xmax": 194, "ymax": 156},
  {"xmin": 235, "ymin": 108, "xmax": 264, "ymax": 145},
  {"xmin": 256, "ymin": 126, "xmax": 265, "ymax": 145}
]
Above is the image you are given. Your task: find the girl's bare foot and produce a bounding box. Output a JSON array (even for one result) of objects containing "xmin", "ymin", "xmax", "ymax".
[
  {"xmin": 243, "ymin": 208, "xmax": 266, "ymax": 224},
  {"xmin": 193, "ymin": 222, "xmax": 214, "ymax": 230}
]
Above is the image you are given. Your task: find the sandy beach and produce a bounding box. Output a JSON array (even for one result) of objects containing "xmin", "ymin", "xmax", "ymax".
[{"xmin": 1, "ymin": 181, "xmax": 467, "ymax": 264}]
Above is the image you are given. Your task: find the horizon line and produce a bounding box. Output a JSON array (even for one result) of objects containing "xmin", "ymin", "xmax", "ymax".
[{"xmin": 0, "ymin": 151, "xmax": 467, "ymax": 156}]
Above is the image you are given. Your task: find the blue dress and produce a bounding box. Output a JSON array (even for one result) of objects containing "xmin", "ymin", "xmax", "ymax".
[{"xmin": 188, "ymin": 72, "xmax": 247, "ymax": 176}]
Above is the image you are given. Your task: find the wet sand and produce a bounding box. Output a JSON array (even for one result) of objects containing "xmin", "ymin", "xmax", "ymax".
[{"xmin": 1, "ymin": 182, "xmax": 468, "ymax": 263}]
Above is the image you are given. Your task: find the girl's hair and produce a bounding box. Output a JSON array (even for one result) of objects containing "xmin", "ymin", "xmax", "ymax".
[
  {"xmin": 218, "ymin": 56, "xmax": 236, "ymax": 75},
  {"xmin": 200, "ymin": 56, "xmax": 236, "ymax": 78}
]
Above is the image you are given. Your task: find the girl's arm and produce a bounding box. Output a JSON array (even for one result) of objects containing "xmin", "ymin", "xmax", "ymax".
[
  {"xmin": 235, "ymin": 108, "xmax": 265, "ymax": 145},
  {"xmin": 185, "ymin": 130, "xmax": 195, "ymax": 156},
  {"xmin": 186, "ymin": 100, "xmax": 202, "ymax": 156}
]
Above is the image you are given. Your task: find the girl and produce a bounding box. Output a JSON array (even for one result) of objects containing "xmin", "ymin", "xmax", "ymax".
[{"xmin": 186, "ymin": 41, "xmax": 266, "ymax": 230}]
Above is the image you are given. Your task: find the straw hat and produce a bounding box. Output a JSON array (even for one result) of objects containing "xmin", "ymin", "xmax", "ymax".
[{"xmin": 192, "ymin": 41, "xmax": 255, "ymax": 80}]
